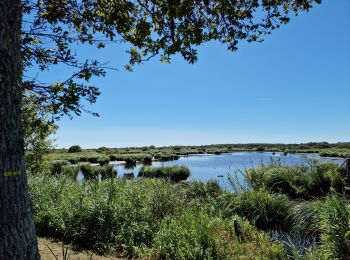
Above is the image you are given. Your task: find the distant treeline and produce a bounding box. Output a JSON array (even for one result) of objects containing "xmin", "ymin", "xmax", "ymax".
[{"xmin": 49, "ymin": 142, "xmax": 350, "ymax": 161}]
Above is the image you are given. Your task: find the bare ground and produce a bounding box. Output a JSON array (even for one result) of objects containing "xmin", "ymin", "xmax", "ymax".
[{"xmin": 38, "ymin": 237, "xmax": 125, "ymax": 260}]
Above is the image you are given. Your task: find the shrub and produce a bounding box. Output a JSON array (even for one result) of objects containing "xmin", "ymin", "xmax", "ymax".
[
  {"xmin": 50, "ymin": 160, "xmax": 71, "ymax": 175},
  {"xmin": 109, "ymin": 154, "xmax": 117, "ymax": 161},
  {"xmin": 79, "ymin": 164, "xmax": 97, "ymax": 179},
  {"xmin": 154, "ymin": 153, "xmax": 179, "ymax": 161},
  {"xmin": 96, "ymin": 165, "xmax": 117, "ymax": 180},
  {"xmin": 220, "ymin": 190, "xmax": 292, "ymax": 231},
  {"xmin": 67, "ymin": 157, "xmax": 79, "ymax": 164},
  {"xmin": 288, "ymin": 196, "xmax": 350, "ymax": 259},
  {"xmin": 68, "ymin": 145, "xmax": 82, "ymax": 153},
  {"xmin": 87, "ymin": 156, "xmax": 99, "ymax": 164},
  {"xmin": 97, "ymin": 156, "xmax": 110, "ymax": 166},
  {"xmin": 246, "ymin": 162, "xmax": 345, "ymax": 199},
  {"xmin": 317, "ymin": 195, "xmax": 350, "ymax": 259},
  {"xmin": 148, "ymin": 211, "xmax": 285, "ymax": 259},
  {"xmin": 138, "ymin": 165, "xmax": 190, "ymax": 182},
  {"xmin": 289, "ymin": 200, "xmax": 323, "ymax": 239}
]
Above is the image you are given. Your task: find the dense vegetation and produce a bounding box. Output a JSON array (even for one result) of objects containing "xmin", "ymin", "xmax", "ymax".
[
  {"xmin": 49, "ymin": 160, "xmax": 117, "ymax": 180},
  {"xmin": 246, "ymin": 160, "xmax": 345, "ymax": 199},
  {"xmin": 29, "ymin": 159, "xmax": 350, "ymax": 259},
  {"xmin": 139, "ymin": 165, "xmax": 190, "ymax": 182}
]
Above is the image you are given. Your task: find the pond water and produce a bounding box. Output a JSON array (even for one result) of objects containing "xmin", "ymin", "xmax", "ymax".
[{"xmin": 113, "ymin": 152, "xmax": 345, "ymax": 190}]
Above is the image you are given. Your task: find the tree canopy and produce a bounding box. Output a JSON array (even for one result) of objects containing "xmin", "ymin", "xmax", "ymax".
[{"xmin": 22, "ymin": 0, "xmax": 321, "ymax": 120}]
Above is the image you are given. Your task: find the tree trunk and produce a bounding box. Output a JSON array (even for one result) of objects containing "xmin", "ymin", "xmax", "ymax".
[{"xmin": 0, "ymin": 0, "xmax": 40, "ymax": 259}]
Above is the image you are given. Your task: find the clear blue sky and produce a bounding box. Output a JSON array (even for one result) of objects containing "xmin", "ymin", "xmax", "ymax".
[{"xmin": 44, "ymin": 1, "xmax": 349, "ymax": 148}]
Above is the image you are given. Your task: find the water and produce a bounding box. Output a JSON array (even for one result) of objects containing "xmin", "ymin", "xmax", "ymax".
[{"xmin": 113, "ymin": 152, "xmax": 345, "ymax": 190}]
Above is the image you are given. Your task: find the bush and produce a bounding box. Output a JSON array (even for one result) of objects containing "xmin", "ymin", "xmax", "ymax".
[
  {"xmin": 87, "ymin": 156, "xmax": 99, "ymax": 164},
  {"xmin": 246, "ymin": 162, "xmax": 345, "ymax": 199},
  {"xmin": 68, "ymin": 145, "xmax": 82, "ymax": 153},
  {"xmin": 66, "ymin": 156, "xmax": 80, "ymax": 164},
  {"xmin": 148, "ymin": 211, "xmax": 285, "ymax": 259},
  {"xmin": 154, "ymin": 153, "xmax": 179, "ymax": 161},
  {"xmin": 97, "ymin": 156, "xmax": 110, "ymax": 166},
  {"xmin": 109, "ymin": 154, "xmax": 117, "ymax": 161},
  {"xmin": 96, "ymin": 165, "xmax": 117, "ymax": 180},
  {"xmin": 317, "ymin": 195, "xmax": 350, "ymax": 259},
  {"xmin": 79, "ymin": 164, "xmax": 97, "ymax": 179},
  {"xmin": 220, "ymin": 190, "xmax": 292, "ymax": 231},
  {"xmin": 29, "ymin": 176, "xmax": 185, "ymax": 254},
  {"xmin": 139, "ymin": 165, "xmax": 190, "ymax": 182},
  {"xmin": 50, "ymin": 160, "xmax": 71, "ymax": 175}
]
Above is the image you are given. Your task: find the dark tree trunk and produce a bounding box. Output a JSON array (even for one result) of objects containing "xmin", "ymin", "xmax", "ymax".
[{"xmin": 0, "ymin": 0, "xmax": 40, "ymax": 259}]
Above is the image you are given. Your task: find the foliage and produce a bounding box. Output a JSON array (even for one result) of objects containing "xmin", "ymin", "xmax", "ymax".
[
  {"xmin": 287, "ymin": 196, "xmax": 350, "ymax": 259},
  {"xmin": 21, "ymin": 0, "xmax": 322, "ymax": 119},
  {"xmin": 147, "ymin": 211, "xmax": 285, "ymax": 260},
  {"xmin": 220, "ymin": 190, "xmax": 292, "ymax": 231},
  {"xmin": 154, "ymin": 153, "xmax": 180, "ymax": 161},
  {"xmin": 245, "ymin": 161, "xmax": 345, "ymax": 199},
  {"xmin": 50, "ymin": 160, "xmax": 72, "ymax": 176},
  {"xmin": 317, "ymin": 195, "xmax": 350, "ymax": 259},
  {"xmin": 23, "ymin": 96, "xmax": 56, "ymax": 174},
  {"xmin": 29, "ymin": 166, "xmax": 350, "ymax": 259},
  {"xmin": 139, "ymin": 165, "xmax": 190, "ymax": 182},
  {"xmin": 29, "ymin": 174, "xmax": 286, "ymax": 258},
  {"xmin": 68, "ymin": 145, "xmax": 82, "ymax": 153},
  {"xmin": 49, "ymin": 161, "xmax": 116, "ymax": 180}
]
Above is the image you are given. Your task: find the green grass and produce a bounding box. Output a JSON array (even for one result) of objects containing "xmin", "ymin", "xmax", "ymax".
[
  {"xmin": 138, "ymin": 165, "xmax": 190, "ymax": 182},
  {"xmin": 30, "ymin": 159, "xmax": 350, "ymax": 259},
  {"xmin": 220, "ymin": 189, "xmax": 292, "ymax": 231},
  {"xmin": 144, "ymin": 211, "xmax": 285, "ymax": 259},
  {"xmin": 49, "ymin": 160, "xmax": 117, "ymax": 180},
  {"xmin": 29, "ymin": 174, "xmax": 287, "ymax": 258},
  {"xmin": 245, "ymin": 161, "xmax": 345, "ymax": 199}
]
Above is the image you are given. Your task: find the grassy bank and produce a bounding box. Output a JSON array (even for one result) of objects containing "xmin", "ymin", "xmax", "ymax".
[{"xmin": 29, "ymin": 160, "xmax": 349, "ymax": 259}]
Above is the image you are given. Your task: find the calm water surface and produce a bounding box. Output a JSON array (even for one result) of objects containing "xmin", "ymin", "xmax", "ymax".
[{"xmin": 114, "ymin": 152, "xmax": 345, "ymax": 190}]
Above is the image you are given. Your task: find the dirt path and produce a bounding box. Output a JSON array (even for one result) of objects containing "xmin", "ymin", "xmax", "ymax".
[{"xmin": 38, "ymin": 238, "xmax": 124, "ymax": 260}]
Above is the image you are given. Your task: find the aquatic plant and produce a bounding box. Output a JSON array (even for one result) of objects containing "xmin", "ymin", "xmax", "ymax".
[
  {"xmin": 138, "ymin": 165, "xmax": 190, "ymax": 182},
  {"xmin": 245, "ymin": 161, "xmax": 345, "ymax": 199}
]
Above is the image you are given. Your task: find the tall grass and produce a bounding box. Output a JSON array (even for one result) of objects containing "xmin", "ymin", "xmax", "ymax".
[
  {"xmin": 49, "ymin": 161, "xmax": 117, "ymax": 180},
  {"xmin": 220, "ymin": 189, "xmax": 292, "ymax": 231},
  {"xmin": 245, "ymin": 161, "xmax": 345, "ymax": 199},
  {"xmin": 29, "ymin": 174, "xmax": 286, "ymax": 258},
  {"xmin": 287, "ymin": 195, "xmax": 350, "ymax": 259},
  {"xmin": 145, "ymin": 211, "xmax": 285, "ymax": 259},
  {"xmin": 138, "ymin": 165, "xmax": 190, "ymax": 182}
]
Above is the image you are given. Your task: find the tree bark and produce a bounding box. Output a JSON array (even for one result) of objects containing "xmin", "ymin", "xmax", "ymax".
[{"xmin": 0, "ymin": 0, "xmax": 40, "ymax": 259}]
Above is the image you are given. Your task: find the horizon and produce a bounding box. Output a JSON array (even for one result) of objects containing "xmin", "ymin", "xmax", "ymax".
[
  {"xmin": 37, "ymin": 0, "xmax": 349, "ymax": 148},
  {"xmin": 54, "ymin": 141, "xmax": 350, "ymax": 150}
]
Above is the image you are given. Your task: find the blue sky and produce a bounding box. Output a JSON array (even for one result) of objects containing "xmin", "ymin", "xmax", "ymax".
[{"xmin": 46, "ymin": 1, "xmax": 349, "ymax": 148}]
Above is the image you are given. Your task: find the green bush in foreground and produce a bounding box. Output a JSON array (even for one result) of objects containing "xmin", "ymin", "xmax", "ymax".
[
  {"xmin": 288, "ymin": 195, "xmax": 350, "ymax": 259},
  {"xmin": 220, "ymin": 189, "xmax": 292, "ymax": 231},
  {"xmin": 145, "ymin": 211, "xmax": 285, "ymax": 260},
  {"xmin": 29, "ymin": 174, "xmax": 286, "ymax": 258},
  {"xmin": 139, "ymin": 165, "xmax": 190, "ymax": 182},
  {"xmin": 29, "ymin": 167, "xmax": 350, "ymax": 259}
]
